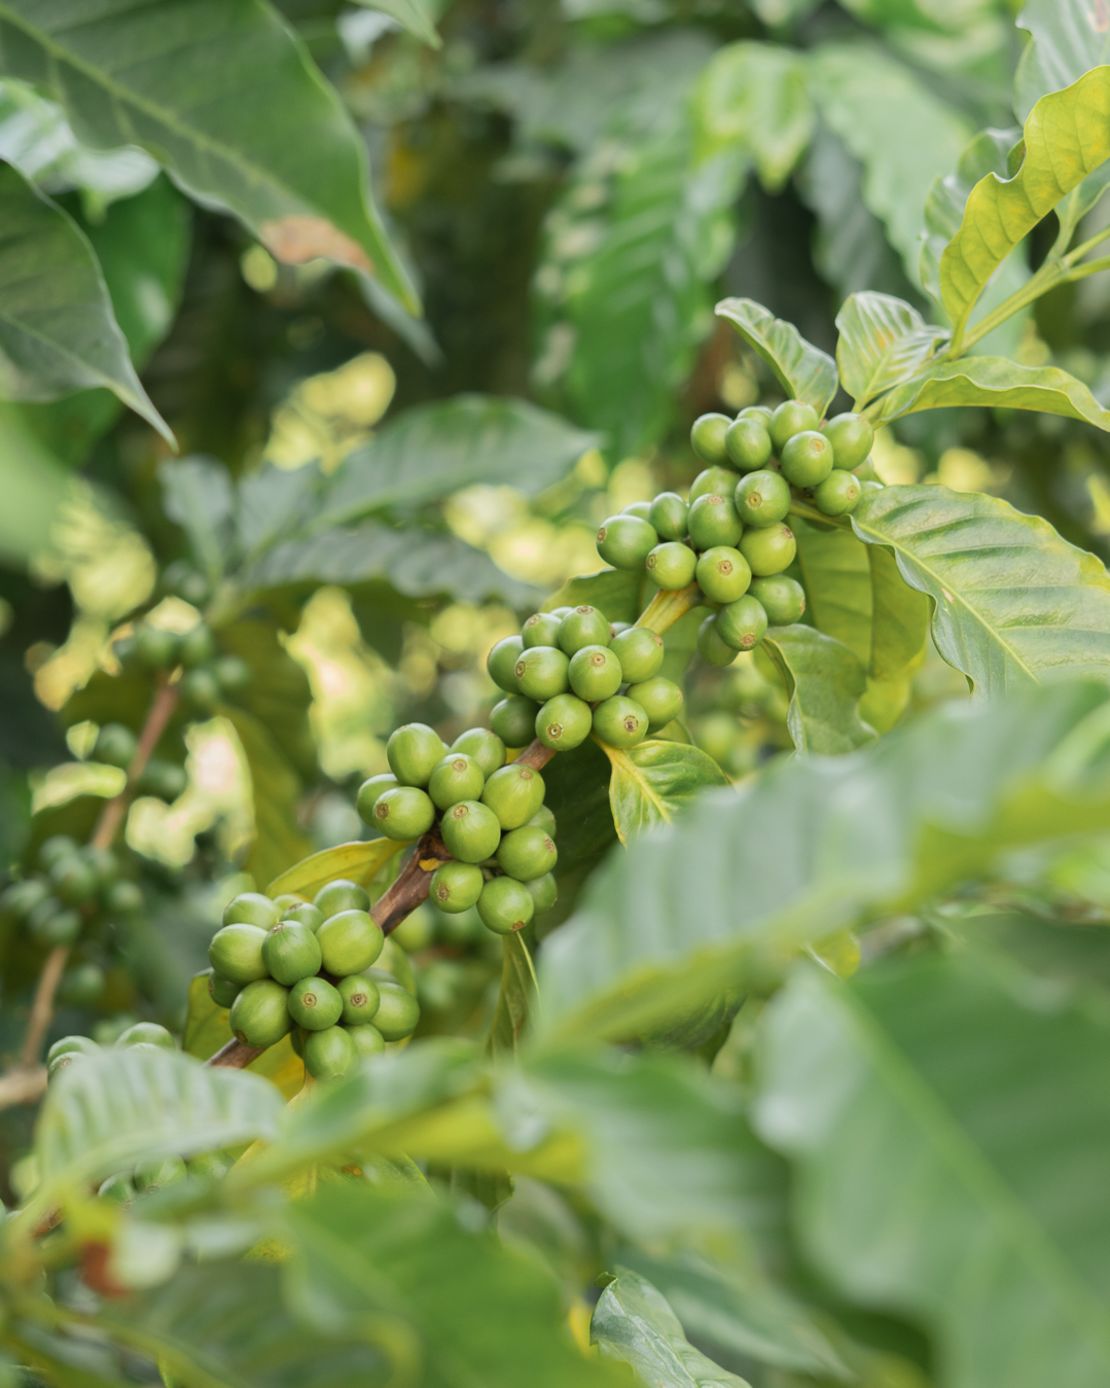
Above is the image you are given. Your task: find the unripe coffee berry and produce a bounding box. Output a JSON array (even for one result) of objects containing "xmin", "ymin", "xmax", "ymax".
[
  {"xmin": 780, "ymin": 431, "xmax": 834, "ymax": 488},
  {"xmin": 349, "ymin": 1024, "xmax": 386, "ymax": 1058},
  {"xmin": 592, "ymin": 695, "xmax": 649, "ymax": 748},
  {"xmin": 231, "ymin": 979, "xmax": 292, "ymax": 1048},
  {"xmin": 646, "ymin": 542, "xmax": 697, "ymax": 591},
  {"xmin": 304, "ymin": 1025, "xmax": 356, "ymax": 1080},
  {"xmin": 623, "ymin": 500, "xmax": 653, "ymax": 521},
  {"xmin": 482, "ymin": 763, "xmax": 545, "ymax": 829},
  {"xmin": 212, "ymin": 654, "xmax": 250, "ymax": 694},
  {"xmin": 180, "ymin": 667, "xmax": 222, "ymax": 712},
  {"xmin": 477, "ymin": 876, "xmax": 535, "ymax": 935},
  {"xmin": 338, "ymin": 974, "xmax": 381, "ymax": 1025},
  {"xmin": 738, "ymin": 404, "xmax": 774, "ymax": 426},
  {"xmin": 690, "ymin": 412, "xmax": 731, "ymax": 462},
  {"xmin": 441, "ymin": 800, "xmax": 503, "ymax": 863},
  {"xmin": 178, "ymin": 623, "xmax": 216, "ymax": 668},
  {"xmin": 135, "ymin": 624, "xmax": 180, "ymax": 670},
  {"xmin": 288, "ymin": 976, "xmax": 344, "ymax": 1031},
  {"xmin": 597, "ymin": 514, "xmax": 659, "ymax": 570},
  {"xmin": 557, "ymin": 605, "xmax": 612, "ymax": 654},
  {"xmin": 209, "ymin": 923, "xmax": 268, "ymax": 983},
  {"xmin": 535, "ymin": 693, "xmax": 593, "ymax": 751},
  {"xmin": 568, "ymin": 645, "xmax": 623, "ymax": 702},
  {"xmin": 262, "ymin": 920, "xmax": 322, "ymax": 985},
  {"xmin": 734, "ymin": 470, "xmax": 791, "ymax": 528},
  {"xmin": 527, "ymin": 805, "xmax": 558, "ymax": 837},
  {"xmin": 770, "ymin": 400, "xmax": 820, "ymax": 451},
  {"xmin": 627, "ymin": 676, "xmax": 684, "ymax": 730},
  {"xmin": 50, "ymin": 857, "xmax": 99, "ymax": 906},
  {"xmin": 695, "ymin": 546, "xmax": 751, "ymax": 604},
  {"xmin": 514, "ymin": 646, "xmax": 570, "ymax": 701},
  {"xmin": 47, "ymin": 1035, "xmax": 99, "ymax": 1066},
  {"xmin": 93, "ymin": 723, "xmax": 137, "ymax": 769},
  {"xmin": 716, "ymin": 595, "xmax": 769, "ymax": 651},
  {"xmin": 450, "ymin": 728, "xmax": 506, "ymax": 778},
  {"xmin": 372, "ymin": 786, "xmax": 436, "ymax": 840},
  {"xmin": 284, "ymin": 902, "xmax": 325, "ymax": 933},
  {"xmin": 689, "ymin": 467, "xmax": 737, "ymax": 502},
  {"xmin": 317, "ymin": 909, "xmax": 384, "ymax": 976},
  {"xmin": 739, "ymin": 524, "xmax": 797, "ymax": 576},
  {"xmin": 490, "ymin": 695, "xmax": 541, "ymax": 747},
  {"xmin": 372, "ymin": 978, "xmax": 421, "ymax": 1040},
  {"xmin": 725, "ymin": 417, "xmax": 772, "ymax": 472},
  {"xmin": 649, "ymin": 492, "xmax": 688, "ymax": 540},
  {"xmin": 139, "ymin": 759, "xmax": 187, "ymax": 801},
  {"xmin": 526, "ymin": 873, "xmax": 558, "ymax": 914},
  {"xmin": 496, "ymin": 826, "xmax": 558, "ymax": 881},
  {"xmin": 521, "ymin": 611, "xmax": 564, "ymax": 648},
  {"xmin": 428, "ymin": 754, "xmax": 486, "ymax": 810},
  {"xmin": 30, "ymin": 905, "xmax": 81, "ymax": 947},
  {"xmin": 117, "ymin": 1021, "xmax": 175, "ymax": 1049},
  {"xmin": 356, "ymin": 772, "xmax": 398, "ymax": 824},
  {"xmin": 208, "ymin": 970, "xmax": 241, "ymax": 1008},
  {"xmin": 387, "ymin": 723, "xmax": 447, "ymax": 787},
  {"xmin": 314, "ymin": 879, "xmax": 370, "ymax": 917},
  {"xmin": 430, "ymin": 860, "xmax": 485, "ymax": 913},
  {"xmin": 687, "ymin": 494, "xmax": 743, "ymax": 550},
  {"xmin": 223, "ymin": 892, "xmax": 281, "ymax": 930},
  {"xmin": 609, "ymin": 627, "xmax": 664, "ymax": 683},
  {"xmin": 750, "ymin": 575, "xmax": 806, "ymax": 625},
  {"xmin": 823, "ymin": 412, "xmax": 874, "ymax": 468},
  {"xmin": 813, "ymin": 469, "xmax": 862, "ymax": 516},
  {"xmin": 487, "ymin": 635, "xmax": 524, "ymax": 692}
]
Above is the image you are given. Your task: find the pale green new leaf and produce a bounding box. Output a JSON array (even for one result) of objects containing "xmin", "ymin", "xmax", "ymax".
[
  {"xmin": 0, "ymin": 162, "xmax": 169, "ymax": 438},
  {"xmin": 941, "ymin": 67, "xmax": 1110, "ymax": 343},
  {"xmin": 834, "ymin": 292, "xmax": 947, "ymax": 409},
  {"xmin": 488, "ymin": 932, "xmax": 538, "ymax": 1058},
  {"xmin": 694, "ymin": 42, "xmax": 813, "ymax": 190},
  {"xmin": 756, "ymin": 954, "xmax": 1110, "ymax": 1388},
  {"xmin": 267, "ymin": 838, "xmax": 407, "ymax": 899},
  {"xmin": 868, "ymin": 356, "xmax": 1110, "ymax": 431},
  {"xmin": 762, "ymin": 626, "xmax": 876, "ymax": 755},
  {"xmin": 351, "ymin": 0, "xmax": 441, "ymax": 48},
  {"xmin": 852, "ymin": 484, "xmax": 1110, "ymax": 694},
  {"xmin": 601, "ymin": 739, "xmax": 729, "ymax": 842},
  {"xmin": 715, "ymin": 297, "xmax": 837, "ymax": 416},
  {"xmin": 592, "ymin": 1269, "xmax": 751, "ymax": 1387},
  {"xmin": 0, "ymin": 0, "xmax": 416, "ymax": 309}
]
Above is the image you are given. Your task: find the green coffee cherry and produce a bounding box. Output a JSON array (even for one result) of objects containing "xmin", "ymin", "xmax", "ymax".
[
  {"xmin": 349, "ymin": 1024, "xmax": 386, "ymax": 1059},
  {"xmin": 231, "ymin": 979, "xmax": 292, "ymax": 1048},
  {"xmin": 716, "ymin": 596, "xmax": 769, "ymax": 651},
  {"xmin": 387, "ymin": 723, "xmax": 447, "ymax": 788},
  {"xmin": 592, "ymin": 695, "xmax": 649, "ymax": 748},
  {"xmin": 496, "ymin": 826, "xmax": 558, "ymax": 881},
  {"xmin": 372, "ymin": 979, "xmax": 421, "ymax": 1040},
  {"xmin": 262, "ymin": 920, "xmax": 322, "ymax": 986},
  {"xmin": 596, "ymin": 515, "xmax": 658, "ymax": 570},
  {"xmin": 50, "ymin": 856, "xmax": 99, "ymax": 906},
  {"xmin": 428, "ymin": 754, "xmax": 486, "ymax": 810},
  {"xmin": 58, "ymin": 962, "xmax": 106, "ymax": 1007},
  {"xmin": 725, "ymin": 417, "xmax": 772, "ymax": 472},
  {"xmin": 690, "ymin": 412, "xmax": 731, "ymax": 463},
  {"xmin": 47, "ymin": 1034, "xmax": 99, "ymax": 1065},
  {"xmin": 688, "ymin": 494, "xmax": 743, "ymax": 551},
  {"xmin": 440, "ymin": 800, "xmax": 503, "ymax": 863},
  {"xmin": 646, "ymin": 542, "xmax": 697, "ymax": 591},
  {"xmin": 135, "ymin": 624, "xmax": 180, "ymax": 670},
  {"xmin": 568, "ymin": 646, "xmax": 623, "ymax": 702},
  {"xmin": 478, "ymin": 876, "xmax": 535, "ymax": 935},
  {"xmin": 780, "ymin": 430, "xmax": 834, "ymax": 489},
  {"xmin": 813, "ymin": 469, "xmax": 862, "ymax": 516},
  {"xmin": 212, "ymin": 655, "xmax": 251, "ymax": 695},
  {"xmin": 162, "ymin": 559, "xmax": 210, "ymax": 607},
  {"xmin": 117, "ymin": 1022, "xmax": 175, "ymax": 1049},
  {"xmin": 0, "ymin": 878, "xmax": 48, "ymax": 924},
  {"xmin": 338, "ymin": 974, "xmax": 381, "ymax": 1026},
  {"xmin": 97, "ymin": 1171, "xmax": 135, "ymax": 1202},
  {"xmin": 734, "ymin": 470, "xmax": 791, "ymax": 528},
  {"xmin": 29, "ymin": 905, "xmax": 81, "ymax": 947},
  {"xmin": 535, "ymin": 693, "xmax": 593, "ymax": 751},
  {"xmin": 557, "ymin": 605, "xmax": 612, "ymax": 654},
  {"xmin": 139, "ymin": 760, "xmax": 187, "ymax": 802},
  {"xmin": 104, "ymin": 878, "xmax": 143, "ymax": 915},
  {"xmin": 487, "ymin": 635, "xmax": 524, "ymax": 692},
  {"xmin": 450, "ymin": 728, "xmax": 506, "ymax": 779},
  {"xmin": 739, "ymin": 524, "xmax": 797, "ymax": 576},
  {"xmin": 93, "ymin": 723, "xmax": 138, "ymax": 769},
  {"xmin": 481, "ymin": 764, "xmax": 545, "ymax": 830},
  {"xmin": 317, "ymin": 909, "xmax": 384, "ymax": 976},
  {"xmin": 430, "ymin": 860, "xmax": 485, "ymax": 913},
  {"xmin": 623, "ymin": 500, "xmax": 653, "ymax": 521},
  {"xmin": 223, "ymin": 892, "xmax": 280, "ymax": 930},
  {"xmin": 490, "ymin": 695, "xmax": 541, "ymax": 747},
  {"xmin": 356, "ymin": 772, "xmax": 398, "ymax": 824},
  {"xmin": 514, "ymin": 646, "xmax": 570, "ymax": 702},
  {"xmin": 738, "ymin": 404, "xmax": 774, "ymax": 425},
  {"xmin": 649, "ymin": 492, "xmax": 689, "ymax": 540},
  {"xmin": 521, "ymin": 614, "xmax": 565, "ymax": 654},
  {"xmin": 272, "ymin": 893, "xmax": 306, "ymax": 913},
  {"xmin": 526, "ymin": 873, "xmax": 558, "ymax": 914},
  {"xmin": 178, "ymin": 623, "xmax": 216, "ymax": 668},
  {"xmin": 304, "ymin": 1025, "xmax": 356, "ymax": 1080},
  {"xmin": 527, "ymin": 805, "xmax": 558, "ymax": 837},
  {"xmin": 769, "ymin": 400, "xmax": 820, "ymax": 452},
  {"xmin": 627, "ymin": 677, "xmax": 684, "ymax": 730},
  {"xmin": 209, "ymin": 923, "xmax": 268, "ymax": 984},
  {"xmin": 610, "ymin": 627, "xmax": 664, "ymax": 682},
  {"xmin": 372, "ymin": 786, "xmax": 436, "ymax": 840},
  {"xmin": 208, "ymin": 970, "xmax": 241, "ymax": 1008},
  {"xmin": 284, "ymin": 902, "xmax": 325, "ymax": 933},
  {"xmin": 39, "ymin": 836, "xmax": 80, "ymax": 871},
  {"xmin": 695, "ymin": 546, "xmax": 751, "ymax": 604},
  {"xmin": 314, "ymin": 880, "xmax": 370, "ymax": 917},
  {"xmin": 179, "ymin": 667, "xmax": 222, "ymax": 713},
  {"xmin": 48, "ymin": 1049, "xmax": 93, "ymax": 1081},
  {"xmin": 288, "ymin": 976, "xmax": 344, "ymax": 1031},
  {"xmin": 823, "ymin": 412, "xmax": 874, "ymax": 468},
  {"xmin": 689, "ymin": 467, "xmax": 737, "ymax": 502},
  {"xmin": 750, "ymin": 576, "xmax": 806, "ymax": 625}
]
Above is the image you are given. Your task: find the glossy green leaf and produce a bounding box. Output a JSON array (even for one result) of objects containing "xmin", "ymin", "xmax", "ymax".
[
  {"xmin": 488, "ymin": 932, "xmax": 538, "ymax": 1058},
  {"xmin": 0, "ymin": 0, "xmax": 416, "ymax": 309},
  {"xmin": 267, "ymin": 838, "xmax": 407, "ymax": 900},
  {"xmin": 536, "ymin": 681, "xmax": 1110, "ymax": 1042},
  {"xmin": 601, "ymin": 739, "xmax": 729, "ymax": 842},
  {"xmin": 762, "ymin": 626, "xmax": 876, "ymax": 755},
  {"xmin": 852, "ymin": 484, "xmax": 1110, "ymax": 694},
  {"xmin": 834, "ymin": 292, "xmax": 946, "ymax": 410},
  {"xmin": 352, "ymin": 0, "xmax": 441, "ymax": 47},
  {"xmin": 694, "ymin": 42, "xmax": 813, "ymax": 191},
  {"xmin": 715, "ymin": 297, "xmax": 837, "ymax": 416},
  {"xmin": 592, "ymin": 1269, "xmax": 751, "ymax": 1387},
  {"xmin": 756, "ymin": 953, "xmax": 1110, "ymax": 1388},
  {"xmin": 0, "ymin": 162, "xmax": 169, "ymax": 439},
  {"xmin": 941, "ymin": 67, "xmax": 1110, "ymax": 343},
  {"xmin": 1015, "ymin": 0, "xmax": 1110, "ymax": 119}
]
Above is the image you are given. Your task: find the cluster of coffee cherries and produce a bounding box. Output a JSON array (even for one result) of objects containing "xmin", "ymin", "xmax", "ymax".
[
  {"xmin": 357, "ymin": 724, "xmax": 558, "ymax": 936},
  {"xmin": 486, "ymin": 605, "xmax": 683, "ymax": 752},
  {"xmin": 0, "ymin": 835, "xmax": 141, "ymax": 967},
  {"xmin": 206, "ymin": 884, "xmax": 420, "ymax": 1080},
  {"xmin": 45, "ymin": 1019, "xmax": 175, "ymax": 1082},
  {"xmin": 595, "ymin": 402, "xmax": 875, "ymax": 665},
  {"xmin": 113, "ymin": 614, "xmax": 249, "ymax": 717}
]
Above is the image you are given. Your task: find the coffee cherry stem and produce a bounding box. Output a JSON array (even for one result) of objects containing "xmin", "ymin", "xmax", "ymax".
[{"xmin": 634, "ymin": 583, "xmax": 699, "ymax": 634}]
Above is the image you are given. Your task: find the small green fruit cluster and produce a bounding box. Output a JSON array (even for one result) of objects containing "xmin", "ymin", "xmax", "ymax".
[
  {"xmin": 207, "ymin": 882, "xmax": 420, "ymax": 1081},
  {"xmin": 487, "ymin": 606, "xmax": 683, "ymax": 752},
  {"xmin": 357, "ymin": 726, "xmax": 559, "ymax": 936},
  {"xmin": 112, "ymin": 618, "xmax": 249, "ymax": 714},
  {"xmin": 46, "ymin": 1020, "xmax": 175, "ymax": 1082},
  {"xmin": 91, "ymin": 720, "xmax": 188, "ymax": 802},
  {"xmin": 0, "ymin": 836, "xmax": 142, "ymax": 954}
]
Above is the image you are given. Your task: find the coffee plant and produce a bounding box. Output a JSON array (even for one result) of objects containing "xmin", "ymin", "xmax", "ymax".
[{"xmin": 0, "ymin": 1, "xmax": 1109, "ymax": 1385}]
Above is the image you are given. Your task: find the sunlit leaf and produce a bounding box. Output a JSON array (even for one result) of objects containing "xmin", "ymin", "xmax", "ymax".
[
  {"xmin": 601, "ymin": 739, "xmax": 729, "ymax": 842},
  {"xmin": 267, "ymin": 839, "xmax": 407, "ymax": 900},
  {"xmin": 762, "ymin": 626, "xmax": 876, "ymax": 755},
  {"xmin": 834, "ymin": 291, "xmax": 946, "ymax": 410},
  {"xmin": 715, "ymin": 297, "xmax": 837, "ymax": 415}
]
